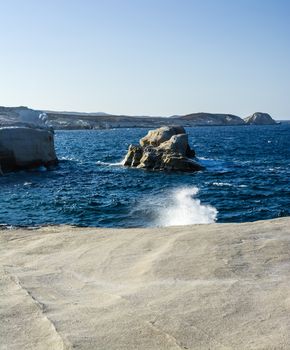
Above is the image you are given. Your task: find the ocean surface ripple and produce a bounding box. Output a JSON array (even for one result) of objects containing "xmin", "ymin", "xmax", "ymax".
[{"xmin": 0, "ymin": 125, "xmax": 289, "ymax": 228}]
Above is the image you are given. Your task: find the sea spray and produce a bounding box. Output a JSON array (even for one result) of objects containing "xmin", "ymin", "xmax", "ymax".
[{"xmin": 155, "ymin": 187, "xmax": 218, "ymax": 226}]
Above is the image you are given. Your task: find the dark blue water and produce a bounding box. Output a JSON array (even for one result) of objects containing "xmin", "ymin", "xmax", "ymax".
[{"xmin": 1, "ymin": 125, "xmax": 289, "ymax": 228}]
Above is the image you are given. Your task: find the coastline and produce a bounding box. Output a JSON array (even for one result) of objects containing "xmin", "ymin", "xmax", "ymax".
[
  {"xmin": 1, "ymin": 106, "xmax": 282, "ymax": 130},
  {"xmin": 1, "ymin": 217, "xmax": 290, "ymax": 349}
]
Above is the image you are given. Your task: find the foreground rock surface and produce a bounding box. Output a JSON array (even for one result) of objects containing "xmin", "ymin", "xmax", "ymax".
[
  {"xmin": 1, "ymin": 218, "xmax": 290, "ymax": 349},
  {"xmin": 0, "ymin": 126, "xmax": 58, "ymax": 173},
  {"xmin": 244, "ymin": 112, "xmax": 277, "ymax": 125},
  {"xmin": 124, "ymin": 126, "xmax": 202, "ymax": 172}
]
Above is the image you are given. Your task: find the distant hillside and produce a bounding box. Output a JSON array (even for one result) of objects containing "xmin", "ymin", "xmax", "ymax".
[
  {"xmin": 178, "ymin": 112, "xmax": 245, "ymax": 125},
  {"xmin": 30, "ymin": 110, "xmax": 248, "ymax": 129},
  {"xmin": 0, "ymin": 106, "xmax": 280, "ymax": 130}
]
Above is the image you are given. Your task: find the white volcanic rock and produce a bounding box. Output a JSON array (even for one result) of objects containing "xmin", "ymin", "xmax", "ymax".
[
  {"xmin": 1, "ymin": 218, "xmax": 290, "ymax": 349},
  {"xmin": 244, "ymin": 112, "xmax": 277, "ymax": 125},
  {"xmin": 0, "ymin": 126, "xmax": 58, "ymax": 173}
]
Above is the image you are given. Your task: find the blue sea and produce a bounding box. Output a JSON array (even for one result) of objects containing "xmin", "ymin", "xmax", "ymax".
[{"xmin": 0, "ymin": 125, "xmax": 289, "ymax": 228}]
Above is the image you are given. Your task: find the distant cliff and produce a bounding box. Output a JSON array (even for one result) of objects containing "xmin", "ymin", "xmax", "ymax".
[{"xmin": 0, "ymin": 106, "xmax": 280, "ymax": 130}]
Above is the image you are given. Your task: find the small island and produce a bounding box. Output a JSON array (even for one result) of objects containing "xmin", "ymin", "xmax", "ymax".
[{"xmin": 244, "ymin": 112, "xmax": 278, "ymax": 125}]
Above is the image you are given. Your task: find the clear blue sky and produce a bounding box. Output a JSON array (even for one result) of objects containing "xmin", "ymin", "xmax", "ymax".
[{"xmin": 0, "ymin": 0, "xmax": 289, "ymax": 119}]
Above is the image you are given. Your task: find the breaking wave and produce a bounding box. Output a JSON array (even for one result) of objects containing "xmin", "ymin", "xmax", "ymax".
[{"xmin": 154, "ymin": 187, "xmax": 218, "ymax": 226}]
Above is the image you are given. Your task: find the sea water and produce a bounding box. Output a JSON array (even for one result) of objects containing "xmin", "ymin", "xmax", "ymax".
[{"xmin": 0, "ymin": 125, "xmax": 289, "ymax": 228}]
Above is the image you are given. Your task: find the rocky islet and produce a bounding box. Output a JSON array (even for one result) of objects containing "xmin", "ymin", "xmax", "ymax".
[{"xmin": 124, "ymin": 126, "xmax": 203, "ymax": 172}]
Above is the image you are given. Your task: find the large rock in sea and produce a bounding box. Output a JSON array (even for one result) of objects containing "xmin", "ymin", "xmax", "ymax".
[
  {"xmin": 0, "ymin": 126, "xmax": 58, "ymax": 174},
  {"xmin": 244, "ymin": 112, "xmax": 277, "ymax": 125},
  {"xmin": 124, "ymin": 126, "xmax": 203, "ymax": 172}
]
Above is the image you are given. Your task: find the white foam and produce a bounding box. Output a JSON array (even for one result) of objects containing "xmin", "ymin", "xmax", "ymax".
[
  {"xmin": 96, "ymin": 160, "xmax": 124, "ymax": 166},
  {"xmin": 59, "ymin": 156, "xmax": 79, "ymax": 162},
  {"xmin": 155, "ymin": 187, "xmax": 218, "ymax": 226}
]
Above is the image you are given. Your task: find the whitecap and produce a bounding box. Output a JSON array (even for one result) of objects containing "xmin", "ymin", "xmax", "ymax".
[
  {"xmin": 212, "ymin": 182, "xmax": 247, "ymax": 188},
  {"xmin": 59, "ymin": 156, "xmax": 81, "ymax": 162},
  {"xmin": 213, "ymin": 182, "xmax": 232, "ymax": 187}
]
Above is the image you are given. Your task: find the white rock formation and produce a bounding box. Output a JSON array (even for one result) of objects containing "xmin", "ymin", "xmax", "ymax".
[{"xmin": 0, "ymin": 126, "xmax": 58, "ymax": 173}]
